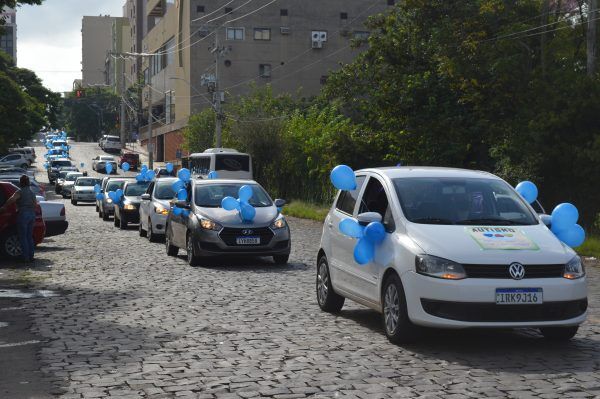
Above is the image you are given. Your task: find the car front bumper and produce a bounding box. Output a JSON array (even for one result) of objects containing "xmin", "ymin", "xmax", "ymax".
[
  {"xmin": 190, "ymin": 226, "xmax": 291, "ymax": 258},
  {"xmin": 149, "ymin": 213, "xmax": 168, "ymax": 234},
  {"xmin": 72, "ymin": 192, "xmax": 96, "ymax": 201},
  {"xmin": 120, "ymin": 208, "xmax": 140, "ymax": 223},
  {"xmin": 401, "ymin": 270, "xmax": 588, "ymax": 328}
]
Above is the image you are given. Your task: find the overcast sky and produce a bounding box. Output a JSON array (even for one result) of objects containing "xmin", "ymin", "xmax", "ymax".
[{"xmin": 16, "ymin": 0, "xmax": 124, "ymax": 93}]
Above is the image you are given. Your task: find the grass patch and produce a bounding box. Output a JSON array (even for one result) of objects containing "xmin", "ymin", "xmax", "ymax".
[
  {"xmin": 578, "ymin": 235, "xmax": 600, "ymax": 259},
  {"xmin": 283, "ymin": 200, "xmax": 329, "ymax": 222}
]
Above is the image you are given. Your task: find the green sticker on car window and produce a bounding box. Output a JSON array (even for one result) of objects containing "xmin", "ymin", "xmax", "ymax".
[{"xmin": 466, "ymin": 227, "xmax": 539, "ymax": 250}]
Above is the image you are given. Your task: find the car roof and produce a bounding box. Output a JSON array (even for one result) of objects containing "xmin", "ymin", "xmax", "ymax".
[
  {"xmin": 192, "ymin": 178, "xmax": 259, "ymax": 185},
  {"xmin": 357, "ymin": 166, "xmax": 500, "ymax": 180}
]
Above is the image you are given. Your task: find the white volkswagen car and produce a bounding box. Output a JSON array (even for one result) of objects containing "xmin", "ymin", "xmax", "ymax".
[
  {"xmin": 317, "ymin": 167, "xmax": 587, "ymax": 343},
  {"xmin": 139, "ymin": 177, "xmax": 178, "ymax": 242}
]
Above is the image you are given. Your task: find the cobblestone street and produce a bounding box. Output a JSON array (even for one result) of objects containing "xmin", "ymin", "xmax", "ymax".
[{"xmin": 1, "ymin": 143, "xmax": 599, "ymax": 398}]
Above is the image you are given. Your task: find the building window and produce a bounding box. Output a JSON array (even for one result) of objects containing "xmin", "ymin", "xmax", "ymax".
[
  {"xmin": 224, "ymin": 7, "xmax": 233, "ymax": 14},
  {"xmin": 353, "ymin": 31, "xmax": 370, "ymax": 40},
  {"xmin": 340, "ymin": 12, "xmax": 348, "ymax": 20},
  {"xmin": 320, "ymin": 75, "xmax": 328, "ymax": 85},
  {"xmin": 197, "ymin": 5, "xmax": 205, "ymax": 13},
  {"xmin": 226, "ymin": 27, "xmax": 244, "ymax": 40},
  {"xmin": 280, "ymin": 9, "xmax": 288, "ymax": 16},
  {"xmin": 387, "ymin": 0, "xmax": 395, "ymax": 5},
  {"xmin": 259, "ymin": 64, "xmax": 272, "ymax": 78},
  {"xmin": 253, "ymin": 28, "xmax": 271, "ymax": 41}
]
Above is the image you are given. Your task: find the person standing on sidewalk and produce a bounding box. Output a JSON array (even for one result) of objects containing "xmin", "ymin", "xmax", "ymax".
[{"xmin": 0, "ymin": 175, "xmax": 38, "ymax": 262}]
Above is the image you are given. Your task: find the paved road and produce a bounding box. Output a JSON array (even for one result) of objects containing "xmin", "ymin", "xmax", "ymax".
[{"xmin": 1, "ymin": 142, "xmax": 600, "ymax": 398}]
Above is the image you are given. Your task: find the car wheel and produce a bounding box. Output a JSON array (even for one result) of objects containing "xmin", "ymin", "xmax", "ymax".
[
  {"xmin": 138, "ymin": 220, "xmax": 146, "ymax": 237},
  {"xmin": 147, "ymin": 220, "xmax": 159, "ymax": 242},
  {"xmin": 540, "ymin": 326, "xmax": 579, "ymax": 341},
  {"xmin": 95, "ymin": 205, "xmax": 99, "ymax": 212},
  {"xmin": 114, "ymin": 214, "xmax": 119, "ymax": 227},
  {"xmin": 273, "ymin": 255, "xmax": 289, "ymax": 265},
  {"xmin": 316, "ymin": 255, "xmax": 345, "ymax": 313},
  {"xmin": 119, "ymin": 215, "xmax": 128, "ymax": 230},
  {"xmin": 382, "ymin": 273, "xmax": 418, "ymax": 344},
  {"xmin": 186, "ymin": 233, "xmax": 201, "ymax": 266},
  {"xmin": 102, "ymin": 209, "xmax": 110, "ymax": 221},
  {"xmin": 165, "ymin": 228, "xmax": 178, "ymax": 256},
  {"xmin": 0, "ymin": 232, "xmax": 22, "ymax": 259},
  {"xmin": 71, "ymin": 199, "xmax": 77, "ymax": 205}
]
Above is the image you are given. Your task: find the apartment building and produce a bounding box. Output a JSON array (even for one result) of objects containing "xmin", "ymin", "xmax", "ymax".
[
  {"xmin": 0, "ymin": 7, "xmax": 17, "ymax": 63},
  {"xmin": 82, "ymin": 15, "xmax": 119, "ymax": 87},
  {"xmin": 137, "ymin": 0, "xmax": 392, "ymax": 163},
  {"xmin": 105, "ymin": 17, "xmax": 131, "ymax": 93}
]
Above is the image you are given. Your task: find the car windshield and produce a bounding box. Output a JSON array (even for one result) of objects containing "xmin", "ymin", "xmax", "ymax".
[
  {"xmin": 155, "ymin": 181, "xmax": 176, "ymax": 199},
  {"xmin": 100, "ymin": 156, "xmax": 115, "ymax": 161},
  {"xmin": 65, "ymin": 174, "xmax": 82, "ymax": 182},
  {"xmin": 52, "ymin": 161, "xmax": 72, "ymax": 167},
  {"xmin": 194, "ymin": 183, "xmax": 272, "ymax": 208},
  {"xmin": 105, "ymin": 180, "xmax": 126, "ymax": 191},
  {"xmin": 125, "ymin": 181, "xmax": 151, "ymax": 196},
  {"xmin": 76, "ymin": 178, "xmax": 101, "ymax": 187},
  {"xmin": 393, "ymin": 177, "xmax": 539, "ymax": 226}
]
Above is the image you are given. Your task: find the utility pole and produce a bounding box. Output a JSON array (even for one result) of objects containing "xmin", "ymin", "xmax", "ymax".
[
  {"xmin": 588, "ymin": 0, "xmax": 598, "ymax": 76},
  {"xmin": 147, "ymin": 80, "xmax": 154, "ymax": 169},
  {"xmin": 120, "ymin": 71, "xmax": 126, "ymax": 151},
  {"xmin": 210, "ymin": 27, "xmax": 225, "ymax": 148}
]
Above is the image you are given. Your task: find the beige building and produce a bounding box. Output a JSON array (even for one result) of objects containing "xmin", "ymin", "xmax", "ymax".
[
  {"xmin": 105, "ymin": 17, "xmax": 131, "ymax": 93},
  {"xmin": 82, "ymin": 15, "xmax": 119, "ymax": 87},
  {"xmin": 137, "ymin": 0, "xmax": 392, "ymax": 162}
]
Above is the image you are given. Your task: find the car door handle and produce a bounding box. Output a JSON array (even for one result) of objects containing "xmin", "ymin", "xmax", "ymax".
[{"xmin": 327, "ymin": 222, "xmax": 333, "ymax": 229}]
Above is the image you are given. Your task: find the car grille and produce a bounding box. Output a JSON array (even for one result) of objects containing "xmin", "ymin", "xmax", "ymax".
[
  {"xmin": 421, "ymin": 299, "xmax": 588, "ymax": 322},
  {"xmin": 218, "ymin": 227, "xmax": 274, "ymax": 246},
  {"xmin": 463, "ymin": 264, "xmax": 565, "ymax": 279}
]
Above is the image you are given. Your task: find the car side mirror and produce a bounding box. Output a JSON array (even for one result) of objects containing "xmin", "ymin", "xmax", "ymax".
[
  {"xmin": 357, "ymin": 212, "xmax": 382, "ymax": 226},
  {"xmin": 141, "ymin": 194, "xmax": 151, "ymax": 201},
  {"xmin": 540, "ymin": 214, "xmax": 552, "ymax": 227},
  {"xmin": 174, "ymin": 200, "xmax": 191, "ymax": 210},
  {"xmin": 274, "ymin": 199, "xmax": 286, "ymax": 208}
]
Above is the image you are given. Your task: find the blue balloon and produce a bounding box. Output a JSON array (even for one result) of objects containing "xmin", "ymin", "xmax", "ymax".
[
  {"xmin": 178, "ymin": 168, "xmax": 191, "ymax": 182},
  {"xmin": 330, "ymin": 165, "xmax": 357, "ymax": 191},
  {"xmin": 182, "ymin": 209, "xmax": 190, "ymax": 218},
  {"xmin": 172, "ymin": 180, "xmax": 185, "ymax": 192},
  {"xmin": 94, "ymin": 184, "xmax": 101, "ymax": 194},
  {"xmin": 222, "ymin": 196, "xmax": 240, "ymax": 211},
  {"xmin": 115, "ymin": 189, "xmax": 123, "ymax": 200},
  {"xmin": 238, "ymin": 185, "xmax": 253, "ymax": 202},
  {"xmin": 96, "ymin": 193, "xmax": 104, "ymax": 200},
  {"xmin": 166, "ymin": 163, "xmax": 174, "ymax": 173},
  {"xmin": 80, "ymin": 162, "xmax": 85, "ymax": 168},
  {"xmin": 108, "ymin": 191, "xmax": 116, "ymax": 201},
  {"xmin": 515, "ymin": 181, "xmax": 538, "ymax": 204},
  {"xmin": 551, "ymin": 203, "xmax": 579, "ymax": 231},
  {"xmin": 135, "ymin": 173, "xmax": 145, "ymax": 182},
  {"xmin": 177, "ymin": 189, "xmax": 188, "ymax": 201},
  {"xmin": 121, "ymin": 162, "xmax": 130, "ymax": 172},
  {"xmin": 173, "ymin": 207, "xmax": 182, "ymax": 216},
  {"xmin": 554, "ymin": 224, "xmax": 586, "ymax": 248},
  {"xmin": 145, "ymin": 170, "xmax": 156, "ymax": 181},
  {"xmin": 240, "ymin": 202, "xmax": 256, "ymax": 221},
  {"xmin": 364, "ymin": 222, "xmax": 386, "ymax": 243},
  {"xmin": 43, "ymin": 163, "xmax": 48, "ymax": 169},
  {"xmin": 339, "ymin": 219, "xmax": 364, "ymax": 238},
  {"xmin": 141, "ymin": 165, "xmax": 148, "ymax": 173},
  {"xmin": 354, "ymin": 237, "xmax": 375, "ymax": 265},
  {"xmin": 105, "ymin": 163, "xmax": 113, "ymax": 174},
  {"xmin": 208, "ymin": 171, "xmax": 218, "ymax": 180}
]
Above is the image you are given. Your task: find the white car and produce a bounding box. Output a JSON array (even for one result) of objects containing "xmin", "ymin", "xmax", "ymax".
[
  {"xmin": 60, "ymin": 172, "xmax": 84, "ymax": 198},
  {"xmin": 139, "ymin": 177, "xmax": 178, "ymax": 242},
  {"xmin": 317, "ymin": 167, "xmax": 587, "ymax": 343},
  {"xmin": 71, "ymin": 177, "xmax": 102, "ymax": 205},
  {"xmin": 102, "ymin": 136, "xmax": 121, "ymax": 153},
  {"xmin": 0, "ymin": 153, "xmax": 30, "ymax": 169},
  {"xmin": 92, "ymin": 155, "xmax": 118, "ymax": 173},
  {"xmin": 37, "ymin": 198, "xmax": 68, "ymax": 237}
]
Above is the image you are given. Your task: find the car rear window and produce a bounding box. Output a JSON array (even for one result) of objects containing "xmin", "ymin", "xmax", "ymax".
[
  {"xmin": 107, "ymin": 137, "xmax": 120, "ymax": 142},
  {"xmin": 214, "ymin": 154, "xmax": 250, "ymax": 172},
  {"xmin": 105, "ymin": 181, "xmax": 126, "ymax": 191},
  {"xmin": 155, "ymin": 181, "xmax": 176, "ymax": 199},
  {"xmin": 52, "ymin": 161, "xmax": 72, "ymax": 167},
  {"xmin": 125, "ymin": 181, "xmax": 151, "ymax": 196}
]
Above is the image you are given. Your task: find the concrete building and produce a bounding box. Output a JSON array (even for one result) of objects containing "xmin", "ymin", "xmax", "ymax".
[
  {"xmin": 105, "ymin": 17, "xmax": 131, "ymax": 93},
  {"xmin": 82, "ymin": 15, "xmax": 118, "ymax": 87},
  {"xmin": 0, "ymin": 7, "xmax": 17, "ymax": 63},
  {"xmin": 137, "ymin": 0, "xmax": 391, "ymax": 163}
]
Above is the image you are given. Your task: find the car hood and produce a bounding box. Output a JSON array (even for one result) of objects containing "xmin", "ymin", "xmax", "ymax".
[
  {"xmin": 74, "ymin": 186, "xmax": 95, "ymax": 191},
  {"xmin": 196, "ymin": 205, "xmax": 278, "ymax": 227},
  {"xmin": 406, "ymin": 223, "xmax": 574, "ymax": 265},
  {"xmin": 123, "ymin": 196, "xmax": 142, "ymax": 204}
]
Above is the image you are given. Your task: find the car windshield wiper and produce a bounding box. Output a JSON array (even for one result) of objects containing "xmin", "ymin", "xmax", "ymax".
[
  {"xmin": 410, "ymin": 217, "xmax": 455, "ymax": 225},
  {"xmin": 455, "ymin": 218, "xmax": 530, "ymax": 226}
]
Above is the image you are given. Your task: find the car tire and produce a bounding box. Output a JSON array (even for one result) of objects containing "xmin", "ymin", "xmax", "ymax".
[
  {"xmin": 273, "ymin": 255, "xmax": 289, "ymax": 265},
  {"xmin": 102, "ymin": 209, "xmax": 110, "ymax": 221},
  {"xmin": 165, "ymin": 229, "xmax": 178, "ymax": 257},
  {"xmin": 95, "ymin": 205, "xmax": 99, "ymax": 212},
  {"xmin": 540, "ymin": 326, "xmax": 579, "ymax": 341},
  {"xmin": 316, "ymin": 255, "xmax": 345, "ymax": 313},
  {"xmin": 382, "ymin": 273, "xmax": 418, "ymax": 344},
  {"xmin": 138, "ymin": 221, "xmax": 146, "ymax": 237},
  {"xmin": 71, "ymin": 199, "xmax": 77, "ymax": 205},
  {"xmin": 119, "ymin": 215, "xmax": 128, "ymax": 230},
  {"xmin": 147, "ymin": 220, "xmax": 159, "ymax": 243},
  {"xmin": 0, "ymin": 231, "xmax": 21, "ymax": 259},
  {"xmin": 186, "ymin": 233, "xmax": 201, "ymax": 266},
  {"xmin": 114, "ymin": 214, "xmax": 119, "ymax": 227}
]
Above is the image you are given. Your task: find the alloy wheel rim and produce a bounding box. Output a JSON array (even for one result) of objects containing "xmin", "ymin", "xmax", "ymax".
[
  {"xmin": 384, "ymin": 284, "xmax": 400, "ymax": 334},
  {"xmin": 6, "ymin": 235, "xmax": 22, "ymax": 257},
  {"xmin": 317, "ymin": 261, "xmax": 329, "ymax": 305}
]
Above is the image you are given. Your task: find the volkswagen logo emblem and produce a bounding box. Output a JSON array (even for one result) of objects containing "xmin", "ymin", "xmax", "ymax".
[
  {"xmin": 509, "ymin": 262, "xmax": 525, "ymax": 280},
  {"xmin": 242, "ymin": 229, "xmax": 254, "ymax": 236}
]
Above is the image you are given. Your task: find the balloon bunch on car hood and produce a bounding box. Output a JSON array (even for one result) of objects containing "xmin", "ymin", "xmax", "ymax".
[
  {"xmin": 221, "ymin": 185, "xmax": 256, "ymax": 222},
  {"xmin": 171, "ymin": 168, "xmax": 192, "ymax": 217},
  {"xmin": 135, "ymin": 165, "xmax": 155, "ymax": 182},
  {"xmin": 515, "ymin": 181, "xmax": 585, "ymax": 248},
  {"xmin": 331, "ymin": 165, "xmax": 387, "ymax": 265},
  {"xmin": 107, "ymin": 189, "xmax": 124, "ymax": 206},
  {"xmin": 94, "ymin": 184, "xmax": 103, "ymax": 201}
]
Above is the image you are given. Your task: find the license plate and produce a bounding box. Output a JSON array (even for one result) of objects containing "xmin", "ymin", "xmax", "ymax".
[
  {"xmin": 495, "ymin": 288, "xmax": 543, "ymax": 305},
  {"xmin": 236, "ymin": 237, "xmax": 260, "ymax": 245}
]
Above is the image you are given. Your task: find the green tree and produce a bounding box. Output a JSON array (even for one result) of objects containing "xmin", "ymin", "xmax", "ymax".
[
  {"xmin": 182, "ymin": 108, "xmax": 216, "ymax": 153},
  {"xmin": 63, "ymin": 88, "xmax": 120, "ymax": 141}
]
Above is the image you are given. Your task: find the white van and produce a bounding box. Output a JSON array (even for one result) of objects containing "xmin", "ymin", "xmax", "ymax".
[
  {"xmin": 186, "ymin": 148, "xmax": 253, "ymax": 180},
  {"xmin": 103, "ymin": 135, "xmax": 122, "ymax": 153}
]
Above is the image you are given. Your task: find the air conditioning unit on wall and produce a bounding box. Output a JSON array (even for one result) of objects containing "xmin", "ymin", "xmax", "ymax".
[
  {"xmin": 311, "ymin": 40, "xmax": 323, "ymax": 49},
  {"xmin": 280, "ymin": 26, "xmax": 290, "ymax": 35},
  {"xmin": 311, "ymin": 31, "xmax": 327, "ymax": 49}
]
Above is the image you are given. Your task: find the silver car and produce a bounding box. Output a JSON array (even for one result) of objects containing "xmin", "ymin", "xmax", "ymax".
[
  {"xmin": 97, "ymin": 177, "xmax": 134, "ymax": 220},
  {"xmin": 164, "ymin": 179, "xmax": 290, "ymax": 266},
  {"xmin": 71, "ymin": 177, "xmax": 102, "ymax": 205},
  {"xmin": 139, "ymin": 177, "xmax": 178, "ymax": 242}
]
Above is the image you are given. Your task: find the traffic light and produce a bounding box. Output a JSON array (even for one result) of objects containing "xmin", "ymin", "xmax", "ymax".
[{"xmin": 75, "ymin": 89, "xmax": 85, "ymax": 98}]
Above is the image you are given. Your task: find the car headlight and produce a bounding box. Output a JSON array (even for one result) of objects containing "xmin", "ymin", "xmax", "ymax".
[
  {"xmin": 106, "ymin": 198, "xmax": 113, "ymax": 204},
  {"xmin": 564, "ymin": 256, "xmax": 585, "ymax": 279},
  {"xmin": 200, "ymin": 218, "xmax": 222, "ymax": 231},
  {"xmin": 415, "ymin": 255, "xmax": 467, "ymax": 280},
  {"xmin": 124, "ymin": 204, "xmax": 136, "ymax": 210},
  {"xmin": 155, "ymin": 205, "xmax": 169, "ymax": 215},
  {"xmin": 271, "ymin": 217, "xmax": 287, "ymax": 229}
]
